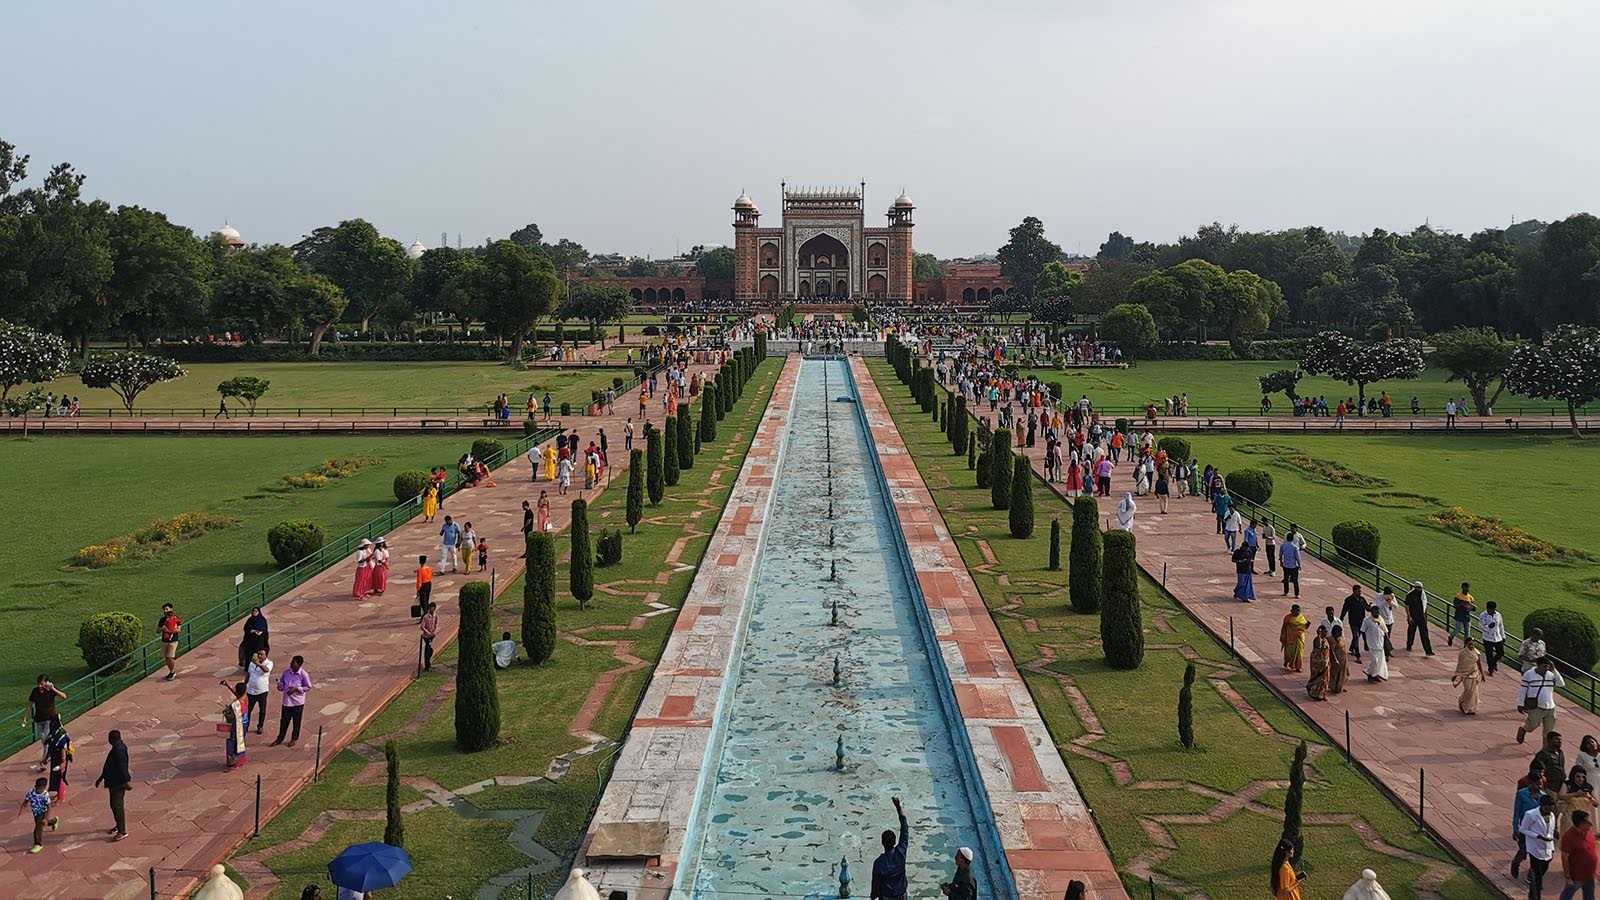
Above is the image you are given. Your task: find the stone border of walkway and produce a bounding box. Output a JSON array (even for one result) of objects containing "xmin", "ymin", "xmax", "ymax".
[
  {"xmin": 849, "ymin": 358, "xmax": 1127, "ymax": 900},
  {"xmin": 576, "ymin": 353, "xmax": 802, "ymax": 898}
]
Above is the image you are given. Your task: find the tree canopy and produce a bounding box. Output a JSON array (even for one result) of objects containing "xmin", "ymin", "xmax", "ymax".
[
  {"xmin": 694, "ymin": 246, "xmax": 735, "ymax": 281},
  {"xmin": 997, "ymin": 216, "xmax": 1061, "ymax": 299},
  {"xmin": 1429, "ymin": 326, "xmax": 1516, "ymax": 415}
]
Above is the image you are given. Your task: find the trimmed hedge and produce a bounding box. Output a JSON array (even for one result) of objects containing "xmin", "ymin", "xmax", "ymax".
[
  {"xmin": 454, "ymin": 581, "xmax": 501, "ymax": 751},
  {"xmin": 152, "ymin": 342, "xmax": 505, "ymax": 363},
  {"xmin": 77, "ymin": 612, "xmax": 142, "ymax": 671},
  {"xmin": 596, "ymin": 528, "xmax": 623, "ymax": 566},
  {"xmin": 267, "ymin": 519, "xmax": 326, "ymax": 567},
  {"xmin": 663, "ymin": 415, "xmax": 680, "ymax": 486},
  {"xmin": 522, "ymin": 418, "xmax": 540, "ymax": 436},
  {"xmin": 393, "ymin": 470, "xmax": 430, "ymax": 504},
  {"xmin": 1226, "ymin": 468, "xmax": 1274, "ymax": 506},
  {"xmin": 677, "ymin": 403, "xmax": 693, "ymax": 470},
  {"xmin": 1009, "ymin": 455, "xmax": 1034, "ymax": 539},
  {"xmin": 1155, "ymin": 436, "xmax": 1192, "ymax": 463},
  {"xmin": 470, "ymin": 438, "xmax": 504, "ymax": 463},
  {"xmin": 625, "ymin": 448, "xmax": 645, "ymax": 532},
  {"xmin": 1178, "ymin": 661, "xmax": 1196, "ymax": 749},
  {"xmin": 1048, "ymin": 518, "xmax": 1062, "ymax": 571},
  {"xmin": 1069, "ymin": 496, "xmax": 1103, "ymax": 613},
  {"xmin": 1100, "ymin": 529, "xmax": 1144, "ymax": 669},
  {"xmin": 570, "ymin": 498, "xmax": 594, "ymax": 608},
  {"xmin": 1523, "ymin": 608, "xmax": 1600, "ymax": 673},
  {"xmin": 522, "ymin": 531, "xmax": 557, "ymax": 664},
  {"xmin": 1332, "ymin": 520, "xmax": 1381, "ymax": 564},
  {"xmin": 646, "ymin": 427, "xmax": 664, "ymax": 505},
  {"xmin": 990, "ymin": 429, "xmax": 1013, "ymax": 510}
]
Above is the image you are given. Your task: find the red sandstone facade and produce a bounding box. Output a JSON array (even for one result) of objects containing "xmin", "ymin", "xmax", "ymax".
[{"xmin": 732, "ymin": 186, "xmax": 914, "ymax": 302}]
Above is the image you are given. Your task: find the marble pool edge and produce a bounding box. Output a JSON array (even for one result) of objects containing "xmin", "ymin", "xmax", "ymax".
[{"xmin": 577, "ymin": 351, "xmax": 804, "ymax": 898}]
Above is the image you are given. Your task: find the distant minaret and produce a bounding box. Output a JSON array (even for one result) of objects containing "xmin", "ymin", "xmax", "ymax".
[{"xmin": 441, "ymin": 231, "xmax": 448, "ymax": 250}]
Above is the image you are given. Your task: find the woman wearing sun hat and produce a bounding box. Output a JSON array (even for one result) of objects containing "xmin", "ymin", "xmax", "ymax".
[
  {"xmin": 351, "ymin": 539, "xmax": 374, "ymax": 599},
  {"xmin": 370, "ymin": 537, "xmax": 390, "ymax": 596}
]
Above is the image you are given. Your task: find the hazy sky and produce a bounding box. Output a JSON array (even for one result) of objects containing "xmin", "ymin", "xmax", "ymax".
[{"xmin": 5, "ymin": 1, "xmax": 1597, "ymax": 259}]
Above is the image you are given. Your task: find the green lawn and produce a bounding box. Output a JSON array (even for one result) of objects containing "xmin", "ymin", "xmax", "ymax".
[
  {"xmin": 230, "ymin": 359, "xmax": 781, "ymax": 900},
  {"xmin": 866, "ymin": 360, "xmax": 1491, "ymax": 900},
  {"xmin": 28, "ymin": 361, "xmax": 638, "ymax": 415},
  {"xmin": 1183, "ymin": 432, "xmax": 1600, "ymax": 635},
  {"xmin": 1003, "ymin": 360, "xmax": 1570, "ymax": 418},
  {"xmin": 2, "ymin": 434, "xmax": 469, "ymax": 700}
]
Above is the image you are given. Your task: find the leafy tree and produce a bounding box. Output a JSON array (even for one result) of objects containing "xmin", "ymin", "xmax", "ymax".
[
  {"xmin": 1299, "ymin": 331, "xmax": 1425, "ymax": 412},
  {"xmin": 383, "ymin": 740, "xmax": 404, "ymax": 848},
  {"xmin": 1429, "ymin": 326, "xmax": 1515, "ymax": 415},
  {"xmin": 1257, "ymin": 369, "xmax": 1303, "ymax": 405},
  {"xmin": 0, "ymin": 156, "xmax": 112, "ymax": 350},
  {"xmin": 508, "ymin": 223, "xmax": 543, "ymax": 250},
  {"xmin": 625, "ymin": 448, "xmax": 645, "ymax": 533},
  {"xmin": 1032, "ymin": 261, "xmax": 1080, "ymax": 302},
  {"xmin": 292, "ymin": 273, "xmax": 349, "ymax": 356},
  {"xmin": 522, "ymin": 531, "xmax": 557, "ymax": 664},
  {"xmin": 1098, "ymin": 231, "xmax": 1137, "ymax": 260},
  {"xmin": 408, "ymin": 246, "xmax": 470, "ymax": 325},
  {"xmin": 1164, "ymin": 259, "xmax": 1226, "ymax": 339},
  {"xmin": 997, "ymin": 216, "xmax": 1061, "ymax": 299},
  {"xmin": 1069, "ymin": 496, "xmax": 1102, "ymax": 613},
  {"xmin": 472, "ymin": 240, "xmax": 562, "ymax": 362},
  {"xmin": 694, "ymin": 247, "xmax": 735, "ymax": 281},
  {"xmin": 559, "ymin": 282, "xmax": 631, "ymax": 348},
  {"xmin": 569, "ymin": 498, "xmax": 593, "ymax": 609},
  {"xmin": 1099, "ymin": 303, "xmax": 1158, "ymax": 353},
  {"xmin": 1516, "ymin": 214, "xmax": 1600, "ymax": 330},
  {"xmin": 989, "ymin": 429, "xmax": 1013, "ymax": 510},
  {"xmin": 663, "ymin": 414, "xmax": 680, "ymax": 486},
  {"xmin": 541, "ymin": 237, "xmax": 588, "ymax": 276},
  {"xmin": 1076, "ymin": 257, "xmax": 1156, "ymax": 315},
  {"xmin": 1178, "ymin": 660, "xmax": 1196, "ymax": 749},
  {"xmin": 216, "ymin": 376, "xmax": 270, "ymax": 415},
  {"xmin": 1008, "ymin": 455, "xmax": 1034, "ymax": 539},
  {"xmin": 0, "ymin": 321, "xmax": 69, "ymax": 408},
  {"xmin": 79, "ymin": 352, "xmax": 184, "ymax": 413},
  {"xmin": 1210, "ymin": 269, "xmax": 1282, "ymax": 342},
  {"xmin": 1099, "ymin": 529, "xmax": 1144, "ymax": 669},
  {"xmin": 1504, "ymin": 324, "xmax": 1600, "ymax": 438},
  {"xmin": 1282, "ymin": 740, "xmax": 1308, "ymax": 862},
  {"xmin": 1126, "ymin": 271, "xmax": 1182, "ymax": 327},
  {"xmin": 646, "ymin": 426, "xmax": 664, "ymax": 505},
  {"xmin": 454, "ymin": 581, "xmax": 501, "ymax": 751},
  {"xmin": 627, "ymin": 257, "xmax": 659, "ymax": 277},
  {"xmin": 211, "ymin": 245, "xmax": 301, "ymax": 342},
  {"xmin": 300, "ymin": 219, "xmax": 411, "ymax": 332},
  {"xmin": 106, "ymin": 205, "xmax": 213, "ymax": 342},
  {"xmin": 912, "ymin": 253, "xmax": 948, "ymax": 280}
]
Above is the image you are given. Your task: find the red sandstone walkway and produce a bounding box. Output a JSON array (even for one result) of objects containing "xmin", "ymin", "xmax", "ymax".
[
  {"xmin": 990, "ymin": 411, "xmax": 1582, "ymax": 898},
  {"xmin": 0, "ymin": 360, "xmax": 718, "ymax": 900}
]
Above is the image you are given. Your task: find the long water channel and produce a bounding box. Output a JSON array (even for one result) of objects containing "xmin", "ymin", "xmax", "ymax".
[{"xmin": 676, "ymin": 358, "xmax": 1011, "ymax": 900}]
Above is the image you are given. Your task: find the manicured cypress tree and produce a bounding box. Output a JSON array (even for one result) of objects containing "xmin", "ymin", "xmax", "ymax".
[
  {"xmin": 976, "ymin": 448, "xmax": 991, "ymax": 488},
  {"xmin": 989, "ymin": 429, "xmax": 1013, "ymax": 510},
  {"xmin": 570, "ymin": 498, "xmax": 594, "ymax": 610},
  {"xmin": 1099, "ymin": 529, "xmax": 1143, "ymax": 669},
  {"xmin": 1048, "ymin": 517, "xmax": 1062, "ymax": 571},
  {"xmin": 646, "ymin": 426, "xmax": 664, "ymax": 506},
  {"xmin": 951, "ymin": 395, "xmax": 968, "ymax": 454},
  {"xmin": 1178, "ymin": 660, "xmax": 1196, "ymax": 749},
  {"xmin": 663, "ymin": 415, "xmax": 680, "ymax": 486},
  {"xmin": 1282, "ymin": 740, "xmax": 1308, "ymax": 862},
  {"xmin": 625, "ymin": 449, "xmax": 644, "ymax": 533},
  {"xmin": 1069, "ymin": 496, "xmax": 1102, "ymax": 613},
  {"xmin": 1009, "ymin": 455, "xmax": 1034, "ymax": 538},
  {"xmin": 454, "ymin": 581, "xmax": 500, "ymax": 751},
  {"xmin": 383, "ymin": 740, "xmax": 404, "ymax": 848},
  {"xmin": 938, "ymin": 400, "xmax": 946, "ymax": 430},
  {"xmin": 967, "ymin": 433, "xmax": 976, "ymax": 470},
  {"xmin": 717, "ymin": 372, "xmax": 730, "ymax": 418},
  {"xmin": 676, "ymin": 403, "xmax": 693, "ymax": 470},
  {"xmin": 523, "ymin": 530, "xmax": 556, "ymax": 663},
  {"xmin": 700, "ymin": 388, "xmax": 716, "ymax": 442}
]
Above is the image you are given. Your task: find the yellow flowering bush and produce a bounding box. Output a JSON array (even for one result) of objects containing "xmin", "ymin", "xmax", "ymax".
[
  {"xmin": 72, "ymin": 511, "xmax": 239, "ymax": 568},
  {"xmin": 1428, "ymin": 507, "xmax": 1587, "ymax": 562},
  {"xmin": 281, "ymin": 455, "xmax": 380, "ymax": 489}
]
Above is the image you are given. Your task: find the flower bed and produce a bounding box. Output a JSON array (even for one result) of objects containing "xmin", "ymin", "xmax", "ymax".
[
  {"xmin": 1235, "ymin": 444, "xmax": 1385, "ymax": 487},
  {"xmin": 73, "ymin": 511, "xmax": 240, "ymax": 568},
  {"xmin": 282, "ymin": 455, "xmax": 381, "ymax": 490},
  {"xmin": 1427, "ymin": 507, "xmax": 1588, "ymax": 562}
]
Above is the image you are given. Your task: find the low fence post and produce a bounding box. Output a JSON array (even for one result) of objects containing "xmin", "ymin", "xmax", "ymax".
[
  {"xmin": 1344, "ymin": 710, "xmax": 1351, "ymax": 762},
  {"xmin": 1419, "ymin": 767, "xmax": 1426, "ymax": 829},
  {"xmin": 1229, "ymin": 617, "xmax": 1236, "ymax": 659},
  {"xmin": 314, "ymin": 726, "xmax": 323, "ymax": 782},
  {"xmin": 253, "ymin": 773, "xmax": 262, "ymax": 837}
]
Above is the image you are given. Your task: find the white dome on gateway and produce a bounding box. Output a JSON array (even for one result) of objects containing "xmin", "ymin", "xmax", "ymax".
[
  {"xmin": 406, "ymin": 238, "xmax": 427, "ymax": 259},
  {"xmin": 732, "ymin": 183, "xmax": 913, "ymax": 303}
]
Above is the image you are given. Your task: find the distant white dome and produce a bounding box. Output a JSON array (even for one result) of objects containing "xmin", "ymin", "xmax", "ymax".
[
  {"xmin": 217, "ymin": 223, "xmax": 243, "ymax": 244},
  {"xmin": 893, "ymin": 192, "xmax": 914, "ymax": 208},
  {"xmin": 733, "ymin": 192, "xmax": 756, "ymax": 210},
  {"xmin": 406, "ymin": 239, "xmax": 426, "ymax": 259}
]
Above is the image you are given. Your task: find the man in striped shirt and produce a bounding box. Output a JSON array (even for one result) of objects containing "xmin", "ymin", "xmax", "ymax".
[{"xmin": 1518, "ymin": 657, "xmax": 1566, "ymax": 744}]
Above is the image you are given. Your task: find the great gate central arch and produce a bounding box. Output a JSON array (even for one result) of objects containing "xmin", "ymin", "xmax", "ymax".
[{"xmin": 732, "ymin": 185, "xmax": 915, "ymax": 302}]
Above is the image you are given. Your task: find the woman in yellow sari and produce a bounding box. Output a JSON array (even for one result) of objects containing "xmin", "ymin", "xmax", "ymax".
[
  {"xmin": 1280, "ymin": 604, "xmax": 1309, "ymax": 672},
  {"xmin": 541, "ymin": 444, "xmax": 557, "ymax": 482},
  {"xmin": 420, "ymin": 485, "xmax": 439, "ymax": 522},
  {"xmin": 1452, "ymin": 635, "xmax": 1488, "ymax": 714},
  {"xmin": 1327, "ymin": 624, "xmax": 1349, "ymax": 694}
]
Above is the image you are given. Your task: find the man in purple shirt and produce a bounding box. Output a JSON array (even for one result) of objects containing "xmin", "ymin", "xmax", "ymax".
[{"xmin": 270, "ymin": 655, "xmax": 311, "ymax": 748}]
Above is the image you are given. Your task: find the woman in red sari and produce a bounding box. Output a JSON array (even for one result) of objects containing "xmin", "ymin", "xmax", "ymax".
[
  {"xmin": 369, "ymin": 537, "xmax": 389, "ymax": 596},
  {"xmin": 351, "ymin": 539, "xmax": 374, "ymax": 599},
  {"xmin": 1063, "ymin": 451, "xmax": 1084, "ymax": 497}
]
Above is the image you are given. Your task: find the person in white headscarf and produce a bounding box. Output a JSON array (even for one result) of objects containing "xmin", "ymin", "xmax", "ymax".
[
  {"xmin": 1341, "ymin": 868, "xmax": 1391, "ymax": 900},
  {"xmin": 1116, "ymin": 492, "xmax": 1137, "ymax": 531},
  {"xmin": 1134, "ymin": 466, "xmax": 1150, "ymax": 496}
]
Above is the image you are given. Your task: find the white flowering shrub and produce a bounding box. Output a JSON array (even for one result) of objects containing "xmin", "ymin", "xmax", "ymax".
[
  {"xmin": 79, "ymin": 351, "xmax": 186, "ymax": 413},
  {"xmin": 0, "ymin": 320, "xmax": 70, "ymax": 411}
]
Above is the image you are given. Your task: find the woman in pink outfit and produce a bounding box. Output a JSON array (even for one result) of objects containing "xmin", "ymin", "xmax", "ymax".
[
  {"xmin": 369, "ymin": 537, "xmax": 390, "ymax": 596},
  {"xmin": 351, "ymin": 538, "xmax": 374, "ymax": 599}
]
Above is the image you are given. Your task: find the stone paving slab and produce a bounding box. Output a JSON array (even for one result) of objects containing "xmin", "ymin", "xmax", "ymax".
[
  {"xmin": 580, "ymin": 354, "xmax": 802, "ymax": 899},
  {"xmin": 851, "ymin": 358, "xmax": 1127, "ymax": 900},
  {"xmin": 0, "ymin": 357, "xmax": 721, "ymax": 898}
]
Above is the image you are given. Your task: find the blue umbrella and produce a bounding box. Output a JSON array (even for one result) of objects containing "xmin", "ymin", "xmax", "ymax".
[{"xmin": 328, "ymin": 841, "xmax": 412, "ymax": 892}]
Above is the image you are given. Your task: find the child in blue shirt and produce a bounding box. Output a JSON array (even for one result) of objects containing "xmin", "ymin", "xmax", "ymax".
[{"xmin": 17, "ymin": 776, "xmax": 58, "ymax": 853}]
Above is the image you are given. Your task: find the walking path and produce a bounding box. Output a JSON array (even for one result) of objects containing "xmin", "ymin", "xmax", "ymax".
[
  {"xmin": 985, "ymin": 403, "xmax": 1589, "ymax": 898},
  {"xmin": 0, "ymin": 360, "xmax": 718, "ymax": 899}
]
